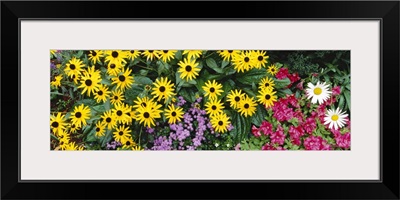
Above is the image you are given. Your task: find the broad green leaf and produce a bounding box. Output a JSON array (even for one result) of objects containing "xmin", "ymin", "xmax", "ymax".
[
  {"xmin": 344, "ymin": 90, "xmax": 351, "ymax": 111},
  {"xmin": 206, "ymin": 58, "xmax": 223, "ymax": 73},
  {"xmin": 251, "ymin": 104, "xmax": 268, "ymax": 127},
  {"xmin": 134, "ymin": 75, "xmax": 153, "ymax": 85},
  {"xmin": 274, "ymin": 78, "xmax": 290, "ymax": 89},
  {"xmin": 236, "ymin": 68, "xmax": 267, "ymax": 85}
]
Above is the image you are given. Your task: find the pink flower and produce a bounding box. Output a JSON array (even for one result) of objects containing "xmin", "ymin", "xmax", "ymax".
[
  {"xmin": 270, "ymin": 125, "xmax": 285, "ymax": 145},
  {"xmin": 303, "ymin": 136, "xmax": 331, "ymax": 150},
  {"xmin": 276, "ymin": 68, "xmax": 289, "ymax": 79},
  {"xmin": 259, "ymin": 121, "xmax": 273, "ymax": 136},
  {"xmin": 296, "ymin": 80, "xmax": 304, "ymax": 90},
  {"xmin": 262, "ymin": 143, "xmax": 286, "ymax": 150},
  {"xmin": 287, "ymin": 72, "xmax": 300, "ymax": 87},
  {"xmin": 335, "ymin": 132, "xmax": 351, "ymax": 149},
  {"xmin": 288, "ymin": 125, "xmax": 305, "ymax": 146},
  {"xmin": 332, "ymin": 86, "xmax": 341, "ymax": 96},
  {"xmin": 302, "ymin": 117, "xmax": 316, "ymax": 134},
  {"xmin": 234, "ymin": 143, "xmax": 241, "ymax": 151},
  {"xmin": 251, "ymin": 125, "xmax": 262, "ymax": 137}
]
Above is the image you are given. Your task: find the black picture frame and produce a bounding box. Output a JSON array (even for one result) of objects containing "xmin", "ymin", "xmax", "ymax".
[{"xmin": 1, "ymin": 1, "xmax": 399, "ymax": 199}]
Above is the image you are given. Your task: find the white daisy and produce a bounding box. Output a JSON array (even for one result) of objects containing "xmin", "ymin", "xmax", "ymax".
[
  {"xmin": 305, "ymin": 81, "xmax": 332, "ymax": 104},
  {"xmin": 324, "ymin": 107, "xmax": 349, "ymax": 130}
]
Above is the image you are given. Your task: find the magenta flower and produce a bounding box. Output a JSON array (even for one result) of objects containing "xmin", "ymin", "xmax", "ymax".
[
  {"xmin": 335, "ymin": 132, "xmax": 351, "ymax": 149},
  {"xmin": 262, "ymin": 143, "xmax": 285, "ymax": 150},
  {"xmin": 288, "ymin": 125, "xmax": 305, "ymax": 146},
  {"xmin": 276, "ymin": 68, "xmax": 289, "ymax": 79},
  {"xmin": 332, "ymin": 86, "xmax": 341, "ymax": 96},
  {"xmin": 251, "ymin": 125, "xmax": 262, "ymax": 137},
  {"xmin": 270, "ymin": 125, "xmax": 285, "ymax": 145},
  {"xmin": 303, "ymin": 136, "xmax": 331, "ymax": 150},
  {"xmin": 259, "ymin": 121, "xmax": 273, "ymax": 136},
  {"xmin": 302, "ymin": 117, "xmax": 316, "ymax": 134}
]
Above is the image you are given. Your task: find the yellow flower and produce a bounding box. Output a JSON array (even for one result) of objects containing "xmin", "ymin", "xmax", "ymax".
[
  {"xmin": 142, "ymin": 50, "xmax": 159, "ymax": 61},
  {"xmin": 95, "ymin": 121, "xmax": 106, "ymax": 137},
  {"xmin": 237, "ymin": 95, "xmax": 257, "ymax": 117},
  {"xmin": 164, "ymin": 104, "xmax": 184, "ymax": 124},
  {"xmin": 231, "ymin": 51, "xmax": 256, "ymax": 73},
  {"xmin": 267, "ymin": 64, "xmax": 279, "ymax": 76},
  {"xmin": 110, "ymin": 90, "xmax": 125, "ymax": 105},
  {"xmin": 226, "ymin": 89, "xmax": 245, "ymax": 109},
  {"xmin": 178, "ymin": 58, "xmax": 201, "ymax": 81},
  {"xmin": 88, "ymin": 50, "xmax": 104, "ymax": 64},
  {"xmin": 65, "ymin": 57, "xmax": 85, "ymax": 78},
  {"xmin": 151, "ymin": 77, "xmax": 175, "ymax": 102},
  {"xmin": 113, "ymin": 125, "xmax": 132, "ymax": 144},
  {"xmin": 112, "ymin": 67, "xmax": 134, "ymax": 92},
  {"xmin": 157, "ymin": 50, "xmax": 177, "ymax": 62},
  {"xmin": 50, "ymin": 112, "xmax": 67, "ymax": 135},
  {"xmin": 205, "ymin": 99, "xmax": 225, "ymax": 116},
  {"xmin": 218, "ymin": 50, "xmax": 241, "ymax": 61},
  {"xmin": 258, "ymin": 76, "xmax": 275, "ymax": 91},
  {"xmin": 70, "ymin": 104, "xmax": 91, "ymax": 128},
  {"xmin": 50, "ymin": 75, "xmax": 63, "ymax": 88},
  {"xmin": 105, "ymin": 50, "xmax": 128, "ymax": 64},
  {"xmin": 253, "ymin": 50, "xmax": 269, "ymax": 69},
  {"xmin": 257, "ymin": 87, "xmax": 277, "ymax": 108},
  {"xmin": 94, "ymin": 84, "xmax": 111, "ymax": 103},
  {"xmin": 182, "ymin": 50, "xmax": 202, "ymax": 60},
  {"xmin": 202, "ymin": 80, "xmax": 223, "ymax": 101},
  {"xmin": 210, "ymin": 112, "xmax": 231, "ymax": 133}
]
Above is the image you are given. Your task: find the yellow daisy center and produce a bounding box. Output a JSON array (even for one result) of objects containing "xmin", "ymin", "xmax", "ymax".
[
  {"xmin": 313, "ymin": 87, "xmax": 322, "ymax": 95},
  {"xmin": 331, "ymin": 114, "xmax": 339, "ymax": 121}
]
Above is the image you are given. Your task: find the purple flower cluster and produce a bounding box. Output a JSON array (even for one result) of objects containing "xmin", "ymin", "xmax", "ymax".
[
  {"xmin": 106, "ymin": 141, "xmax": 122, "ymax": 150},
  {"xmin": 152, "ymin": 97, "xmax": 215, "ymax": 150}
]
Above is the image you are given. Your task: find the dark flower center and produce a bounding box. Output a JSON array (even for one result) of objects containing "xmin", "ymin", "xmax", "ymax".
[
  {"xmin": 159, "ymin": 86, "xmax": 166, "ymax": 92},
  {"xmin": 130, "ymin": 50, "xmax": 135, "ymax": 53},
  {"xmin": 85, "ymin": 79, "xmax": 92, "ymax": 86},
  {"xmin": 210, "ymin": 87, "xmax": 215, "ymax": 93},
  {"xmin": 92, "ymin": 51, "xmax": 97, "ymax": 56},
  {"xmin": 258, "ymin": 56, "xmax": 263, "ymax": 61},
  {"xmin": 126, "ymin": 141, "xmax": 131, "ymax": 146},
  {"xmin": 117, "ymin": 110, "xmax": 123, "ymax": 116},
  {"xmin": 72, "ymin": 75, "xmax": 76, "ymax": 79},
  {"xmin": 185, "ymin": 65, "xmax": 192, "ymax": 72},
  {"xmin": 96, "ymin": 127, "xmax": 100, "ymax": 132},
  {"xmin": 163, "ymin": 50, "xmax": 169, "ymax": 53},
  {"xmin": 141, "ymin": 102, "xmax": 147, "ymax": 107},
  {"xmin": 106, "ymin": 117, "xmax": 111, "ymax": 123},
  {"xmin": 144, "ymin": 112, "xmax": 150, "ymax": 118},
  {"xmin": 244, "ymin": 57, "xmax": 250, "ymax": 62},
  {"xmin": 114, "ymin": 95, "xmax": 119, "ymax": 100},
  {"xmin": 265, "ymin": 94, "xmax": 271, "ymax": 100},
  {"xmin": 51, "ymin": 122, "xmax": 59, "ymax": 128},
  {"xmin": 70, "ymin": 64, "xmax": 76, "ymax": 70},
  {"xmin": 244, "ymin": 104, "xmax": 249, "ymax": 109},
  {"xmin": 119, "ymin": 131, "xmax": 123, "ymax": 136},
  {"xmin": 119, "ymin": 75, "xmax": 125, "ymax": 82},
  {"xmin": 234, "ymin": 96, "xmax": 240, "ymax": 102},
  {"xmin": 218, "ymin": 121, "xmax": 223, "ymax": 126},
  {"xmin": 75, "ymin": 112, "xmax": 82, "ymax": 118},
  {"xmin": 265, "ymin": 82, "xmax": 269, "ymax": 87},
  {"xmin": 110, "ymin": 64, "xmax": 116, "ymax": 69},
  {"xmin": 71, "ymin": 124, "xmax": 75, "ymax": 128},
  {"xmin": 148, "ymin": 50, "xmax": 154, "ymax": 53},
  {"xmin": 271, "ymin": 68, "xmax": 275, "ymax": 72},
  {"xmin": 228, "ymin": 50, "xmax": 233, "ymax": 53},
  {"xmin": 211, "ymin": 105, "xmax": 217, "ymax": 110},
  {"xmin": 60, "ymin": 141, "xmax": 64, "ymax": 145},
  {"xmin": 171, "ymin": 111, "xmax": 177, "ymax": 117},
  {"xmin": 112, "ymin": 51, "xmax": 118, "ymax": 58},
  {"xmin": 98, "ymin": 90, "xmax": 103, "ymax": 96}
]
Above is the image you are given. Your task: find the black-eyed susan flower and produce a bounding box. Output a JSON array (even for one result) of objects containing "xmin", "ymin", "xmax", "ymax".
[
  {"xmin": 101, "ymin": 111, "xmax": 117, "ymax": 130},
  {"xmin": 57, "ymin": 129, "xmax": 70, "ymax": 141},
  {"xmin": 238, "ymin": 96, "xmax": 257, "ymax": 117},
  {"xmin": 157, "ymin": 50, "xmax": 177, "ymax": 63},
  {"xmin": 226, "ymin": 89, "xmax": 246, "ymax": 109},
  {"xmin": 65, "ymin": 57, "xmax": 85, "ymax": 78},
  {"xmin": 70, "ymin": 104, "xmax": 91, "ymax": 128},
  {"xmin": 112, "ymin": 103, "xmax": 131, "ymax": 124},
  {"xmin": 68, "ymin": 123, "xmax": 79, "ymax": 134},
  {"xmin": 151, "ymin": 77, "xmax": 175, "ymax": 102},
  {"xmin": 142, "ymin": 50, "xmax": 159, "ymax": 61},
  {"xmin": 258, "ymin": 76, "xmax": 275, "ymax": 91},
  {"xmin": 58, "ymin": 137, "xmax": 69, "ymax": 150},
  {"xmin": 218, "ymin": 50, "xmax": 241, "ymax": 61},
  {"xmin": 126, "ymin": 50, "xmax": 141, "ymax": 60},
  {"xmin": 202, "ymin": 80, "xmax": 223, "ymax": 101},
  {"xmin": 267, "ymin": 64, "xmax": 279, "ymax": 76},
  {"xmin": 133, "ymin": 96, "xmax": 152, "ymax": 109},
  {"xmin": 95, "ymin": 121, "xmax": 106, "ymax": 137},
  {"xmin": 253, "ymin": 50, "xmax": 269, "ymax": 69},
  {"xmin": 70, "ymin": 74, "xmax": 80, "ymax": 85},
  {"xmin": 182, "ymin": 50, "xmax": 202, "ymax": 60},
  {"xmin": 112, "ymin": 67, "xmax": 134, "ymax": 91},
  {"xmin": 210, "ymin": 112, "xmax": 231, "ymax": 133},
  {"xmin": 164, "ymin": 104, "xmax": 184, "ymax": 124},
  {"xmin": 232, "ymin": 51, "xmax": 256, "ymax": 73},
  {"xmin": 135, "ymin": 101, "xmax": 162, "ymax": 127},
  {"xmin": 64, "ymin": 141, "xmax": 79, "ymax": 151},
  {"xmin": 107, "ymin": 61, "xmax": 123, "ymax": 76},
  {"xmin": 257, "ymin": 87, "xmax": 277, "ymax": 108},
  {"xmin": 78, "ymin": 67, "xmax": 101, "ymax": 97},
  {"xmin": 50, "ymin": 112, "xmax": 67, "ymax": 135},
  {"xmin": 205, "ymin": 99, "xmax": 225, "ymax": 116},
  {"xmin": 113, "ymin": 125, "xmax": 132, "ymax": 144},
  {"xmin": 121, "ymin": 137, "xmax": 136, "ymax": 150},
  {"xmin": 88, "ymin": 50, "xmax": 104, "ymax": 64},
  {"xmin": 50, "ymin": 75, "xmax": 63, "ymax": 88},
  {"xmin": 105, "ymin": 50, "xmax": 128, "ymax": 64},
  {"xmin": 132, "ymin": 146, "xmax": 143, "ymax": 151},
  {"xmin": 94, "ymin": 84, "xmax": 111, "ymax": 103},
  {"xmin": 123, "ymin": 104, "xmax": 133, "ymax": 125},
  {"xmin": 178, "ymin": 57, "xmax": 200, "ymax": 81},
  {"xmin": 110, "ymin": 90, "xmax": 125, "ymax": 105}
]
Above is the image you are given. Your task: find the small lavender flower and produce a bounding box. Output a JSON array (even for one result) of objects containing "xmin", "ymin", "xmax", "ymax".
[
  {"xmin": 176, "ymin": 96, "xmax": 186, "ymax": 106},
  {"xmin": 146, "ymin": 127, "xmax": 154, "ymax": 134},
  {"xmin": 50, "ymin": 62, "xmax": 56, "ymax": 69},
  {"xmin": 227, "ymin": 124, "xmax": 234, "ymax": 131}
]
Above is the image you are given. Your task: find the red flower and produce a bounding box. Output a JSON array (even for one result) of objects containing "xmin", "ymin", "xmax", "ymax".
[
  {"xmin": 251, "ymin": 125, "xmax": 262, "ymax": 137},
  {"xmin": 332, "ymin": 86, "xmax": 341, "ymax": 96},
  {"xmin": 276, "ymin": 68, "xmax": 289, "ymax": 79},
  {"xmin": 259, "ymin": 121, "xmax": 273, "ymax": 136}
]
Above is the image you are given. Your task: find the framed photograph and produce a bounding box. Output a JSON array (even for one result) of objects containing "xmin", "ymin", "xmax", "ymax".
[{"xmin": 2, "ymin": 1, "xmax": 399, "ymax": 199}]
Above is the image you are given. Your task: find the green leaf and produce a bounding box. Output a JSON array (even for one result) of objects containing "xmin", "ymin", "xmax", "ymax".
[
  {"xmin": 221, "ymin": 60, "xmax": 230, "ymax": 68},
  {"xmin": 221, "ymin": 80, "xmax": 234, "ymax": 99},
  {"xmin": 236, "ymin": 68, "xmax": 267, "ymax": 85},
  {"xmin": 179, "ymin": 88, "xmax": 196, "ymax": 103},
  {"xmin": 134, "ymin": 75, "xmax": 153, "ymax": 85},
  {"xmin": 206, "ymin": 58, "xmax": 223, "ymax": 73},
  {"xmin": 277, "ymin": 88, "xmax": 292, "ymax": 97},
  {"xmin": 75, "ymin": 99, "xmax": 96, "ymax": 107},
  {"xmin": 344, "ymin": 90, "xmax": 351, "ymax": 111},
  {"xmin": 338, "ymin": 96, "xmax": 344, "ymax": 110},
  {"xmin": 230, "ymin": 111, "xmax": 251, "ymax": 144},
  {"xmin": 251, "ymin": 104, "xmax": 268, "ymax": 127},
  {"xmin": 124, "ymin": 86, "xmax": 144, "ymax": 101},
  {"xmin": 274, "ymin": 78, "xmax": 290, "ymax": 89}
]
